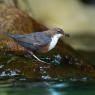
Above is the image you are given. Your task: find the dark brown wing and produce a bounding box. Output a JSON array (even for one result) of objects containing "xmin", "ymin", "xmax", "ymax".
[{"xmin": 10, "ymin": 32, "xmax": 51, "ymax": 51}]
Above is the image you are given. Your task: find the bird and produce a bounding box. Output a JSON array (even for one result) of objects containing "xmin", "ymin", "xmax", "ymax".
[{"xmin": 3, "ymin": 28, "xmax": 69, "ymax": 63}]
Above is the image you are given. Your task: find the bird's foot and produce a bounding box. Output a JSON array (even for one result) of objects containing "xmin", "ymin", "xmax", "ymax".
[{"xmin": 27, "ymin": 50, "xmax": 50, "ymax": 64}]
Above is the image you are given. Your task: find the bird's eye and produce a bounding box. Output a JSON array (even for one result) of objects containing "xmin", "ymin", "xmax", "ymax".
[{"xmin": 57, "ymin": 30, "xmax": 62, "ymax": 34}]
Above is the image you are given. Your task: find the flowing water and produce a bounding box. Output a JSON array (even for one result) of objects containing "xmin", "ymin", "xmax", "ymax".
[{"xmin": 0, "ymin": 80, "xmax": 95, "ymax": 95}]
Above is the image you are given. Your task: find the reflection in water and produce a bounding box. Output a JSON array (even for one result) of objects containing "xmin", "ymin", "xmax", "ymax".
[
  {"xmin": 0, "ymin": 81, "xmax": 67, "ymax": 95},
  {"xmin": 0, "ymin": 80, "xmax": 95, "ymax": 95},
  {"xmin": 48, "ymin": 88, "xmax": 63, "ymax": 95},
  {"xmin": 48, "ymin": 82, "xmax": 67, "ymax": 95}
]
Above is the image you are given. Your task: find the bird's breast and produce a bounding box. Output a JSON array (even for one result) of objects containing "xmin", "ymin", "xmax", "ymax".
[{"xmin": 48, "ymin": 35, "xmax": 59, "ymax": 51}]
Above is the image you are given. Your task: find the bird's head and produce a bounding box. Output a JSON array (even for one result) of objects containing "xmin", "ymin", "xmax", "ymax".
[{"xmin": 47, "ymin": 27, "xmax": 70, "ymax": 37}]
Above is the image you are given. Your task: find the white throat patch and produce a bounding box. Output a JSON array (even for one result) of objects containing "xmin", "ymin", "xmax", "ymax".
[{"xmin": 49, "ymin": 34, "xmax": 62, "ymax": 51}]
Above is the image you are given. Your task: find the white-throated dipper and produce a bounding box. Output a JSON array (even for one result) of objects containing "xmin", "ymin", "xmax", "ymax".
[{"xmin": 3, "ymin": 28, "xmax": 69, "ymax": 63}]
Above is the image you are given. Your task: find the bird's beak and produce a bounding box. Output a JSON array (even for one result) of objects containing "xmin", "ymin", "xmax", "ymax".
[
  {"xmin": 64, "ymin": 33, "xmax": 70, "ymax": 37},
  {"xmin": 62, "ymin": 30, "xmax": 70, "ymax": 37}
]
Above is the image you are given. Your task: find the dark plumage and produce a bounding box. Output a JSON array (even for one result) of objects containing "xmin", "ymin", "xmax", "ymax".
[
  {"xmin": 7, "ymin": 32, "xmax": 51, "ymax": 52},
  {"xmin": 4, "ymin": 28, "xmax": 69, "ymax": 63}
]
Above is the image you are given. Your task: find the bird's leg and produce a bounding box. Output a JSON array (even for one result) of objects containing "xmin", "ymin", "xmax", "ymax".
[{"xmin": 27, "ymin": 50, "xmax": 49, "ymax": 64}]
